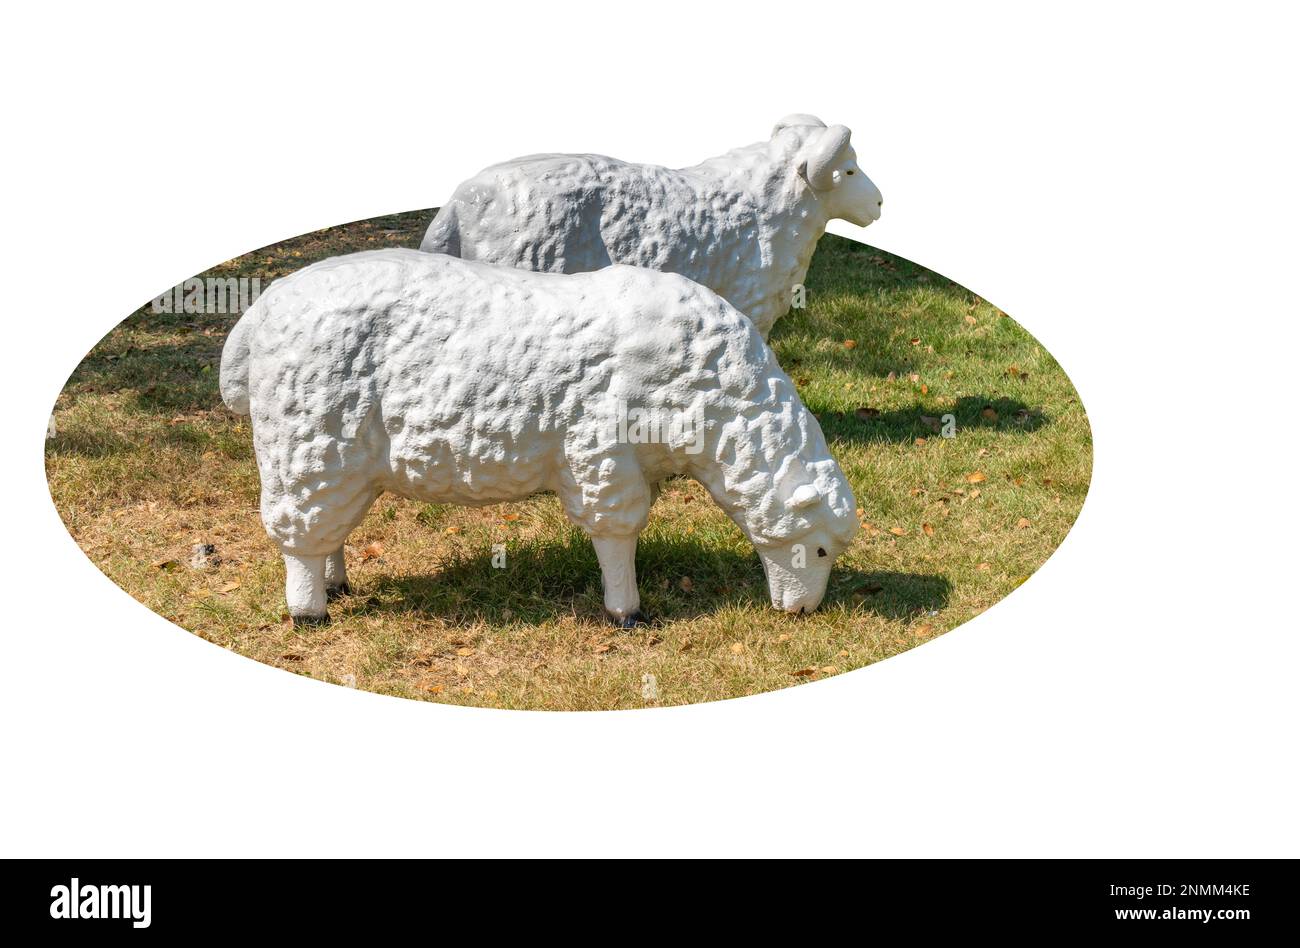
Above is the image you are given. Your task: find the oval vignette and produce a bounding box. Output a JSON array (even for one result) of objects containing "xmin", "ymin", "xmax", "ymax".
[{"xmin": 46, "ymin": 208, "xmax": 1092, "ymax": 711}]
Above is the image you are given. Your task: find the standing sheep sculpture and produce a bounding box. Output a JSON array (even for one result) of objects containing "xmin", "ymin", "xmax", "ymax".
[
  {"xmin": 419, "ymin": 114, "xmax": 882, "ymax": 339},
  {"xmin": 220, "ymin": 249, "xmax": 859, "ymax": 626}
]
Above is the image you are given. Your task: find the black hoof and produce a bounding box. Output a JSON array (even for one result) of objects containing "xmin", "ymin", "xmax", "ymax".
[
  {"xmin": 326, "ymin": 582, "xmax": 352, "ymax": 601},
  {"xmin": 608, "ymin": 609, "xmax": 651, "ymax": 629},
  {"xmin": 291, "ymin": 612, "xmax": 330, "ymax": 627}
]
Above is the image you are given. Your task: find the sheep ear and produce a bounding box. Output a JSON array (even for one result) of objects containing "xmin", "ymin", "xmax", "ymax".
[
  {"xmin": 800, "ymin": 125, "xmax": 852, "ymax": 190},
  {"xmin": 772, "ymin": 113, "xmax": 827, "ymax": 137},
  {"xmin": 787, "ymin": 484, "xmax": 821, "ymax": 510}
]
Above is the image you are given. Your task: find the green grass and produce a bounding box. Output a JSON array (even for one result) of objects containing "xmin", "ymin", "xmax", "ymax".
[{"xmin": 45, "ymin": 209, "xmax": 1092, "ymax": 710}]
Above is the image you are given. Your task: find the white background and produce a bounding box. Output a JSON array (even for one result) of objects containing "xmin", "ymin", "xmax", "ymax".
[{"xmin": 3, "ymin": 1, "xmax": 1296, "ymax": 857}]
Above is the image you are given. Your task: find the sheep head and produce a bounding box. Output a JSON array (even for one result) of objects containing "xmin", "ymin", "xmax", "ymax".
[
  {"xmin": 785, "ymin": 121, "xmax": 884, "ymax": 228},
  {"xmin": 756, "ymin": 476, "xmax": 860, "ymax": 614}
]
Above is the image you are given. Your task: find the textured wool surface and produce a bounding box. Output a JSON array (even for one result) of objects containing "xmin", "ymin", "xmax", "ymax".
[
  {"xmin": 420, "ymin": 118, "xmax": 882, "ymax": 338},
  {"xmin": 221, "ymin": 249, "xmax": 858, "ymax": 564}
]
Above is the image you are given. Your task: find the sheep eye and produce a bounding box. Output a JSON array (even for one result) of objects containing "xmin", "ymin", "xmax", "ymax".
[
  {"xmin": 817, "ymin": 547, "xmax": 828, "ymax": 557},
  {"xmin": 845, "ymin": 169, "xmax": 855, "ymax": 175}
]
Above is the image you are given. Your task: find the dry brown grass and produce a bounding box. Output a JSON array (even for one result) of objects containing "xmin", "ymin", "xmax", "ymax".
[{"xmin": 46, "ymin": 210, "xmax": 1092, "ymax": 710}]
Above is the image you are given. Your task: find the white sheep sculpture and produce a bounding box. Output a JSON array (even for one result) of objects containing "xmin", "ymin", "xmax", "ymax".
[
  {"xmin": 220, "ymin": 249, "xmax": 859, "ymax": 625},
  {"xmin": 419, "ymin": 114, "xmax": 882, "ymax": 339}
]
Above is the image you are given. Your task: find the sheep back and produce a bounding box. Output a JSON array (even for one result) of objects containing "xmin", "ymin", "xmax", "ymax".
[
  {"xmin": 237, "ymin": 249, "xmax": 791, "ymax": 550},
  {"xmin": 420, "ymin": 149, "xmax": 801, "ymax": 335}
]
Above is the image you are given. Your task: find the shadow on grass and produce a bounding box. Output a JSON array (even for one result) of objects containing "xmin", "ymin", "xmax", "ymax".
[
  {"xmin": 43, "ymin": 427, "xmax": 141, "ymax": 460},
  {"xmin": 815, "ymin": 394, "xmax": 1050, "ymax": 446},
  {"xmin": 57, "ymin": 331, "xmax": 227, "ymax": 416},
  {"xmin": 339, "ymin": 532, "xmax": 951, "ymax": 627},
  {"xmin": 54, "ymin": 209, "xmax": 436, "ymax": 419}
]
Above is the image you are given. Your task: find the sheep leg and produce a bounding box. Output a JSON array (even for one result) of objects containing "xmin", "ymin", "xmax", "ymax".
[
  {"xmin": 283, "ymin": 552, "xmax": 329, "ymax": 625},
  {"xmin": 324, "ymin": 547, "xmax": 350, "ymax": 599},
  {"xmin": 591, "ymin": 534, "xmax": 649, "ymax": 629}
]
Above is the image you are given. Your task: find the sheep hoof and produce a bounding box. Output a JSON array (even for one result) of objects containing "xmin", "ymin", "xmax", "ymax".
[
  {"xmin": 609, "ymin": 610, "xmax": 651, "ymax": 629},
  {"xmin": 290, "ymin": 612, "xmax": 330, "ymax": 627},
  {"xmin": 326, "ymin": 583, "xmax": 352, "ymax": 600}
]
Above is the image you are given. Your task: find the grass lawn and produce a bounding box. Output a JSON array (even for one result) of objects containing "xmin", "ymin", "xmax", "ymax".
[{"xmin": 46, "ymin": 209, "xmax": 1092, "ymax": 710}]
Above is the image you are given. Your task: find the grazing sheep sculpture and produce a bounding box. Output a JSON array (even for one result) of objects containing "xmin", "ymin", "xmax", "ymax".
[
  {"xmin": 220, "ymin": 249, "xmax": 859, "ymax": 625},
  {"xmin": 419, "ymin": 114, "xmax": 882, "ymax": 339}
]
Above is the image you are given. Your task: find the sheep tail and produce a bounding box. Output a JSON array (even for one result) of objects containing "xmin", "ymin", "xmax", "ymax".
[
  {"xmin": 218, "ymin": 298, "xmax": 262, "ymax": 415},
  {"xmin": 419, "ymin": 204, "xmax": 462, "ymax": 256}
]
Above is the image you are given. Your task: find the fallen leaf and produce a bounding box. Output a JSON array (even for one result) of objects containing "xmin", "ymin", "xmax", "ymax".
[
  {"xmin": 964, "ymin": 314, "xmax": 977, "ymax": 325},
  {"xmin": 969, "ymin": 489, "xmax": 981, "ymax": 499},
  {"xmin": 820, "ymin": 665, "xmax": 839, "ymax": 675},
  {"xmin": 679, "ymin": 576, "xmax": 694, "ymax": 592},
  {"xmin": 152, "ymin": 558, "xmax": 180, "ymax": 571},
  {"xmin": 444, "ymin": 526, "xmax": 462, "ymax": 535},
  {"xmin": 889, "ymin": 526, "xmax": 907, "ymax": 536},
  {"xmin": 501, "ymin": 512, "xmax": 521, "ymax": 522},
  {"xmin": 218, "ymin": 580, "xmax": 241, "ymax": 593},
  {"xmin": 455, "ymin": 646, "xmax": 475, "ymax": 657},
  {"xmin": 730, "ymin": 642, "xmax": 744, "ymax": 654},
  {"xmin": 843, "ymin": 339, "xmax": 857, "ymax": 349},
  {"xmin": 777, "ymin": 633, "xmax": 791, "ymax": 643},
  {"xmin": 909, "ymin": 373, "xmax": 920, "ymax": 383},
  {"xmin": 913, "ymin": 624, "xmax": 935, "ymax": 639},
  {"xmin": 981, "ymin": 405, "xmax": 998, "ymax": 421},
  {"xmin": 838, "ymin": 649, "xmax": 850, "ymax": 657},
  {"xmin": 425, "ymin": 684, "xmax": 444, "ymax": 695},
  {"xmin": 790, "ymin": 668, "xmax": 816, "ymax": 677},
  {"xmin": 592, "ymin": 643, "xmax": 613, "ymax": 654},
  {"xmin": 922, "ymin": 522, "xmax": 934, "ymax": 536},
  {"xmin": 914, "ymin": 437, "xmax": 927, "ymax": 446},
  {"xmin": 1016, "ymin": 517, "xmax": 1032, "ymax": 529},
  {"xmin": 977, "ymin": 562, "xmax": 992, "ymax": 572},
  {"xmin": 966, "ymin": 471, "xmax": 987, "ymax": 484},
  {"xmin": 359, "ymin": 541, "xmax": 385, "ymax": 561},
  {"xmin": 909, "ymin": 337, "xmax": 921, "ymax": 346}
]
